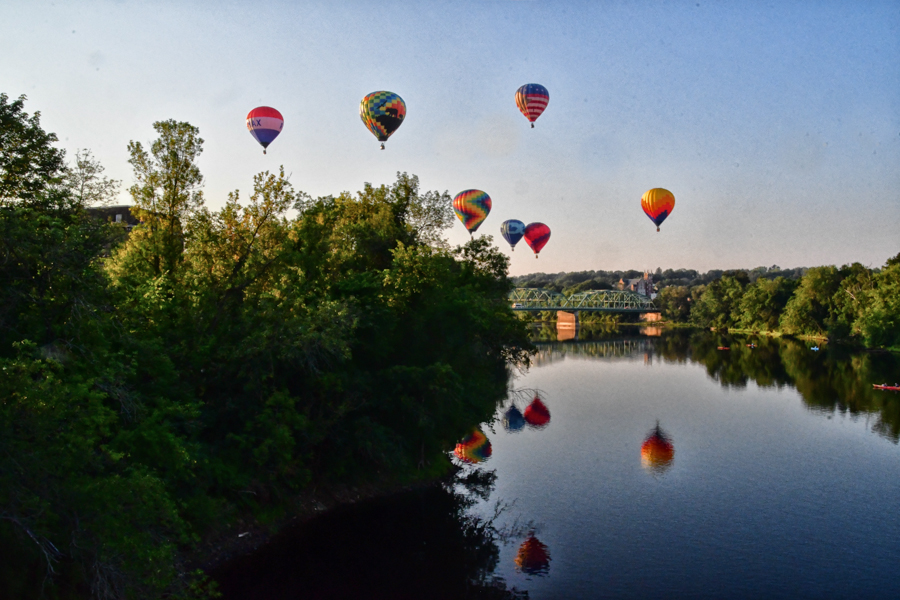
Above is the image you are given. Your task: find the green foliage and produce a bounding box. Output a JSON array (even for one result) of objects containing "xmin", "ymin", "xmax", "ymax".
[
  {"xmin": 780, "ymin": 266, "xmax": 844, "ymax": 336},
  {"xmin": 0, "ymin": 93, "xmax": 67, "ymax": 203},
  {"xmin": 855, "ymin": 262, "xmax": 900, "ymax": 349},
  {"xmin": 656, "ymin": 285, "xmax": 691, "ymax": 322},
  {"xmin": 737, "ymin": 276, "xmax": 798, "ymax": 331},
  {"xmin": 2, "ymin": 100, "xmax": 532, "ymax": 598},
  {"xmin": 689, "ymin": 271, "xmax": 748, "ymax": 329}
]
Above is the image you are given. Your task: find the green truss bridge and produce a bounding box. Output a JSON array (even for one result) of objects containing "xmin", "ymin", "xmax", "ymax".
[{"xmin": 509, "ymin": 288, "xmax": 659, "ymax": 313}]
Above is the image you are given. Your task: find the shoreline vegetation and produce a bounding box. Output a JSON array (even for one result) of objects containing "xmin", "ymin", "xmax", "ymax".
[
  {"xmin": 514, "ymin": 257, "xmax": 900, "ymax": 352},
  {"xmin": 1, "ymin": 95, "xmax": 532, "ymax": 598}
]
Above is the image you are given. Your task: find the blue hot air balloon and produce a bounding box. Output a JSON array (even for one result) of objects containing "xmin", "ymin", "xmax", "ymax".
[
  {"xmin": 501, "ymin": 219, "xmax": 525, "ymax": 251},
  {"xmin": 503, "ymin": 406, "xmax": 525, "ymax": 433}
]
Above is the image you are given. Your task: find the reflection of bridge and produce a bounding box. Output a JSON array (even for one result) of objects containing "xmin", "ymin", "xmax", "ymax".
[
  {"xmin": 531, "ymin": 339, "xmax": 657, "ymax": 367},
  {"xmin": 509, "ymin": 288, "xmax": 659, "ymax": 313}
]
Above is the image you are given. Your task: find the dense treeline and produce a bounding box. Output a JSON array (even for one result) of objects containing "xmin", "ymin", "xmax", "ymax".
[
  {"xmin": 512, "ymin": 265, "xmax": 808, "ymax": 295},
  {"xmin": 511, "ymin": 255, "xmax": 898, "ymax": 351},
  {"xmin": 0, "ymin": 94, "xmax": 531, "ymax": 598},
  {"xmin": 654, "ymin": 260, "xmax": 900, "ymax": 349}
]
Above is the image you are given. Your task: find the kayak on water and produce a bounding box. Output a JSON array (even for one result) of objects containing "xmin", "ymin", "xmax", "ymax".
[{"xmin": 873, "ymin": 384, "xmax": 900, "ymax": 391}]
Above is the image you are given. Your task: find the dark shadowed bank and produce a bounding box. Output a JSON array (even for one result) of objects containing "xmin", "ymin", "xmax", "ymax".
[{"xmin": 0, "ymin": 94, "xmax": 532, "ymax": 599}]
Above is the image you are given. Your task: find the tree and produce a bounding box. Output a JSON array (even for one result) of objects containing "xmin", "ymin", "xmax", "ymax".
[
  {"xmin": 689, "ymin": 272, "xmax": 748, "ymax": 329},
  {"xmin": 64, "ymin": 148, "xmax": 121, "ymax": 206},
  {"xmin": 855, "ymin": 260, "xmax": 900, "ymax": 349},
  {"xmin": 779, "ymin": 266, "xmax": 843, "ymax": 336},
  {"xmin": 656, "ymin": 285, "xmax": 691, "ymax": 322},
  {"xmin": 0, "ymin": 93, "xmax": 67, "ymax": 204},
  {"xmin": 737, "ymin": 276, "xmax": 798, "ymax": 331},
  {"xmin": 122, "ymin": 120, "xmax": 204, "ymax": 277}
]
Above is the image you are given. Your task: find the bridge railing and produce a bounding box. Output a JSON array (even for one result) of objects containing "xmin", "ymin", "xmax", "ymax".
[{"xmin": 509, "ymin": 288, "xmax": 658, "ymax": 312}]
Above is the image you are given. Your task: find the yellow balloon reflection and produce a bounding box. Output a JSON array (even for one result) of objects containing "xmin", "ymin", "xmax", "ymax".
[
  {"xmin": 641, "ymin": 423, "xmax": 674, "ymax": 475},
  {"xmin": 514, "ymin": 534, "xmax": 551, "ymax": 576}
]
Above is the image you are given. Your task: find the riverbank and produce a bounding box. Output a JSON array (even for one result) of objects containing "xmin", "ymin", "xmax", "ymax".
[{"xmin": 189, "ymin": 461, "xmax": 457, "ymax": 575}]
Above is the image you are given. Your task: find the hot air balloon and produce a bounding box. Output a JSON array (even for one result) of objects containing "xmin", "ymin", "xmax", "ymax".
[
  {"xmin": 246, "ymin": 107, "xmax": 284, "ymax": 154},
  {"xmin": 523, "ymin": 222, "xmax": 550, "ymax": 258},
  {"xmin": 502, "ymin": 406, "xmax": 525, "ymax": 433},
  {"xmin": 641, "ymin": 423, "xmax": 674, "ymax": 475},
  {"xmin": 359, "ymin": 91, "xmax": 406, "ymax": 149},
  {"xmin": 641, "ymin": 188, "xmax": 675, "ymax": 232},
  {"xmin": 515, "ymin": 84, "xmax": 549, "ymax": 128},
  {"xmin": 500, "ymin": 219, "xmax": 525, "ymax": 251},
  {"xmin": 514, "ymin": 535, "xmax": 551, "ymax": 575},
  {"xmin": 453, "ymin": 190, "xmax": 492, "ymax": 236},
  {"xmin": 524, "ymin": 397, "xmax": 550, "ymax": 429},
  {"xmin": 454, "ymin": 429, "xmax": 492, "ymax": 464}
]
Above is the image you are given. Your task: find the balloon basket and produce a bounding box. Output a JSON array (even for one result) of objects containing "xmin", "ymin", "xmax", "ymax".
[
  {"xmin": 263, "ymin": 149, "xmax": 267, "ymax": 155},
  {"xmin": 380, "ymin": 143, "xmax": 385, "ymax": 150},
  {"xmin": 531, "ymin": 123, "xmax": 535, "ymax": 128}
]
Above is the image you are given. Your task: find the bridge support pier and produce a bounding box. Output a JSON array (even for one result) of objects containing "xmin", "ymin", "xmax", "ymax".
[{"xmin": 557, "ymin": 311, "xmax": 579, "ymax": 329}]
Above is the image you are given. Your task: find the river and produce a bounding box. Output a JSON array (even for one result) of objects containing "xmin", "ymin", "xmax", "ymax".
[{"xmin": 213, "ymin": 328, "xmax": 900, "ymax": 599}]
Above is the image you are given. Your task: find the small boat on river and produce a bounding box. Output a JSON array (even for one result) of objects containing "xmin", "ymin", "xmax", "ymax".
[
  {"xmin": 717, "ymin": 346, "xmax": 729, "ymax": 350},
  {"xmin": 873, "ymin": 384, "xmax": 900, "ymax": 391}
]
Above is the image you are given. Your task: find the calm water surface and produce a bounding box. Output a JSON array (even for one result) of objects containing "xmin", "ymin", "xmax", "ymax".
[{"xmin": 215, "ymin": 329, "xmax": 900, "ymax": 599}]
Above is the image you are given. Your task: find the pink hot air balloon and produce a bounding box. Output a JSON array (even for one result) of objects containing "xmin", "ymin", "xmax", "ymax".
[{"xmin": 523, "ymin": 222, "xmax": 551, "ymax": 258}]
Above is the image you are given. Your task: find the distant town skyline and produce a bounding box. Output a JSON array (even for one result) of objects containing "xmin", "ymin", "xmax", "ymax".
[{"xmin": 3, "ymin": 0, "xmax": 898, "ymax": 275}]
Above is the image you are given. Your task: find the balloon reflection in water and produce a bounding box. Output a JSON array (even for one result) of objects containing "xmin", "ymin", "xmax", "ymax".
[
  {"xmin": 502, "ymin": 406, "xmax": 525, "ymax": 433},
  {"xmin": 641, "ymin": 423, "xmax": 675, "ymax": 475},
  {"xmin": 454, "ymin": 429, "xmax": 492, "ymax": 464},
  {"xmin": 514, "ymin": 534, "xmax": 551, "ymax": 576},
  {"xmin": 524, "ymin": 397, "xmax": 551, "ymax": 429}
]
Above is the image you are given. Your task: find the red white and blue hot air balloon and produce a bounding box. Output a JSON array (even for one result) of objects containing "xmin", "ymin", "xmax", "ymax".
[
  {"xmin": 515, "ymin": 84, "xmax": 549, "ymax": 128},
  {"xmin": 246, "ymin": 106, "xmax": 284, "ymax": 154}
]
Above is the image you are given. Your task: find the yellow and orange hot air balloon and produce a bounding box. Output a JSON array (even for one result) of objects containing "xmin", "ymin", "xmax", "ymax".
[
  {"xmin": 514, "ymin": 534, "xmax": 551, "ymax": 575},
  {"xmin": 641, "ymin": 423, "xmax": 674, "ymax": 475},
  {"xmin": 641, "ymin": 188, "xmax": 675, "ymax": 232}
]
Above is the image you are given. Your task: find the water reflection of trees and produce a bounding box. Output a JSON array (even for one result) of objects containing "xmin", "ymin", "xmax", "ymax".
[
  {"xmin": 535, "ymin": 330, "xmax": 900, "ymax": 443},
  {"xmin": 214, "ymin": 470, "xmax": 529, "ymax": 599}
]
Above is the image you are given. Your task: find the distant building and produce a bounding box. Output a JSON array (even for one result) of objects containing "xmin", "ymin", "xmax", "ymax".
[
  {"xmin": 86, "ymin": 205, "xmax": 140, "ymax": 231},
  {"xmin": 618, "ymin": 271, "xmax": 656, "ymax": 298}
]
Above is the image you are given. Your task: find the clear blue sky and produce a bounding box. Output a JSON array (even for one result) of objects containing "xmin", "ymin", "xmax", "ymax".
[{"xmin": 3, "ymin": 0, "xmax": 898, "ymax": 275}]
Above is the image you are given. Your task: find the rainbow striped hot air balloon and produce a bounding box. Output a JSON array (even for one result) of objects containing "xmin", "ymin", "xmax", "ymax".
[
  {"xmin": 515, "ymin": 84, "xmax": 549, "ymax": 128},
  {"xmin": 453, "ymin": 189, "xmax": 492, "ymax": 236},
  {"xmin": 359, "ymin": 91, "xmax": 406, "ymax": 149},
  {"xmin": 246, "ymin": 107, "xmax": 284, "ymax": 154},
  {"xmin": 641, "ymin": 188, "xmax": 675, "ymax": 232},
  {"xmin": 454, "ymin": 429, "xmax": 492, "ymax": 464},
  {"xmin": 523, "ymin": 222, "xmax": 550, "ymax": 258}
]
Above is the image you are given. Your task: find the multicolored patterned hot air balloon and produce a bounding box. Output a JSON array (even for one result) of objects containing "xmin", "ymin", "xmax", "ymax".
[
  {"xmin": 246, "ymin": 106, "xmax": 284, "ymax": 154},
  {"xmin": 523, "ymin": 222, "xmax": 550, "ymax": 258},
  {"xmin": 514, "ymin": 535, "xmax": 551, "ymax": 575},
  {"xmin": 454, "ymin": 429, "xmax": 492, "ymax": 464},
  {"xmin": 515, "ymin": 84, "xmax": 549, "ymax": 128},
  {"xmin": 453, "ymin": 189, "xmax": 492, "ymax": 236},
  {"xmin": 641, "ymin": 188, "xmax": 675, "ymax": 232},
  {"xmin": 500, "ymin": 219, "xmax": 525, "ymax": 251},
  {"xmin": 524, "ymin": 397, "xmax": 550, "ymax": 429},
  {"xmin": 641, "ymin": 423, "xmax": 674, "ymax": 475},
  {"xmin": 359, "ymin": 91, "xmax": 406, "ymax": 149},
  {"xmin": 502, "ymin": 405, "xmax": 525, "ymax": 433}
]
